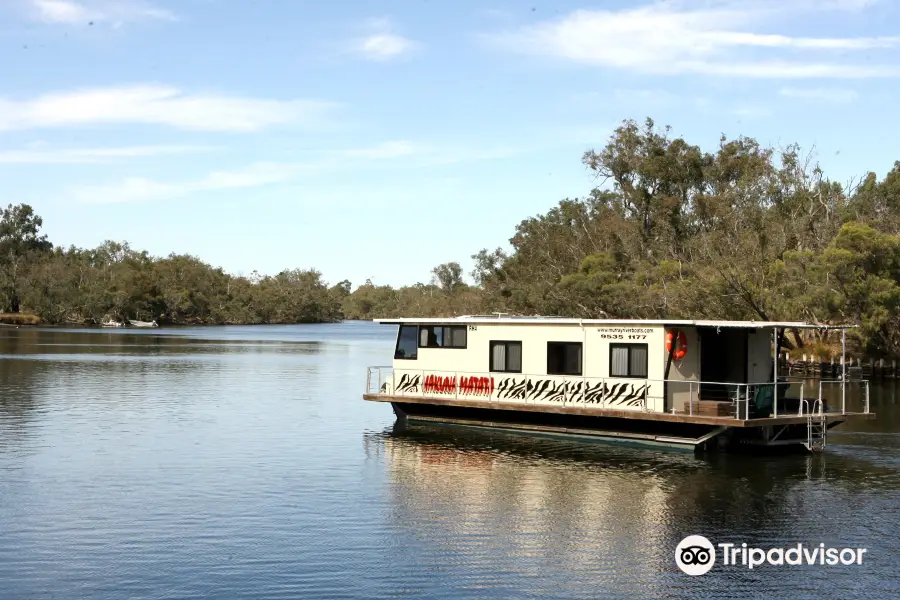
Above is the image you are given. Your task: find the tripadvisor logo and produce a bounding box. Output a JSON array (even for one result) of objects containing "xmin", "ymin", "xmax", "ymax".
[
  {"xmin": 675, "ymin": 535, "xmax": 868, "ymax": 575},
  {"xmin": 675, "ymin": 535, "xmax": 716, "ymax": 576}
]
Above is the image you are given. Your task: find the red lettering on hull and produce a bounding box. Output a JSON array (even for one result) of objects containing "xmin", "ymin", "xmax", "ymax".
[
  {"xmin": 423, "ymin": 374, "xmax": 496, "ymax": 396},
  {"xmin": 424, "ymin": 374, "xmax": 458, "ymax": 394},
  {"xmin": 459, "ymin": 375, "xmax": 495, "ymax": 397}
]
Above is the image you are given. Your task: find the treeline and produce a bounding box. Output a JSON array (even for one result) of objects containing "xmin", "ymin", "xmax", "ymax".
[
  {"xmin": 4, "ymin": 117, "xmax": 900, "ymax": 356},
  {"xmin": 0, "ymin": 205, "xmax": 482, "ymax": 326}
]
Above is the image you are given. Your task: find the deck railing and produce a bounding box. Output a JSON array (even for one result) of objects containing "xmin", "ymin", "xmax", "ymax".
[{"xmin": 365, "ymin": 367, "xmax": 872, "ymax": 420}]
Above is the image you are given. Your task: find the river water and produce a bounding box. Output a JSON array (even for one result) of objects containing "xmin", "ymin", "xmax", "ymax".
[{"xmin": 0, "ymin": 322, "xmax": 897, "ymax": 599}]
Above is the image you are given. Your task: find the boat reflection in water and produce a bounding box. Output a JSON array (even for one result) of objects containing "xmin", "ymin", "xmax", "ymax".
[{"xmin": 363, "ymin": 421, "xmax": 899, "ymax": 598}]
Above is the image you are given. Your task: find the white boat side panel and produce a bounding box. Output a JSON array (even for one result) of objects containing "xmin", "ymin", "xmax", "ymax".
[{"xmin": 390, "ymin": 322, "xmax": 669, "ymax": 413}]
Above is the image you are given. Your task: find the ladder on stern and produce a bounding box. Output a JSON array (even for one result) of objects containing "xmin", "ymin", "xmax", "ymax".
[{"xmin": 805, "ymin": 413, "xmax": 827, "ymax": 452}]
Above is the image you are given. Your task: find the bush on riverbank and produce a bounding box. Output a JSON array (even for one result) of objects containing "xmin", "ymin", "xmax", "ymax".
[{"xmin": 0, "ymin": 313, "xmax": 40, "ymax": 325}]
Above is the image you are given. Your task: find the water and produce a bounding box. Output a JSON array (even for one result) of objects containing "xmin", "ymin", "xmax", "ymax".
[{"xmin": 0, "ymin": 322, "xmax": 898, "ymax": 599}]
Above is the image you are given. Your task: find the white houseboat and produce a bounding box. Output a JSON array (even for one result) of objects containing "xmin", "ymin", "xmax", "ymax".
[{"xmin": 363, "ymin": 316, "xmax": 875, "ymax": 453}]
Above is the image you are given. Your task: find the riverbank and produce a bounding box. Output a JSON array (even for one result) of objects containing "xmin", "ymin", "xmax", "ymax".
[{"xmin": 0, "ymin": 313, "xmax": 40, "ymax": 326}]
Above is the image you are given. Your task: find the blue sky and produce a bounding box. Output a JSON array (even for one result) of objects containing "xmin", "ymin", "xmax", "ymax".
[{"xmin": 1, "ymin": 0, "xmax": 899, "ymax": 287}]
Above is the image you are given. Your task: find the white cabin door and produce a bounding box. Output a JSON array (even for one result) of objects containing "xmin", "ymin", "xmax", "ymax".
[{"xmin": 747, "ymin": 329, "xmax": 772, "ymax": 383}]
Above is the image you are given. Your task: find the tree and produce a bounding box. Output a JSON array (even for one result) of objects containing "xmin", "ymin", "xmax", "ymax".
[
  {"xmin": 431, "ymin": 262, "xmax": 464, "ymax": 294},
  {"xmin": 0, "ymin": 204, "xmax": 52, "ymax": 312}
]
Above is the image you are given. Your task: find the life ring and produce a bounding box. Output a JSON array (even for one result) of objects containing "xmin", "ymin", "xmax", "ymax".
[{"xmin": 665, "ymin": 329, "xmax": 687, "ymax": 360}]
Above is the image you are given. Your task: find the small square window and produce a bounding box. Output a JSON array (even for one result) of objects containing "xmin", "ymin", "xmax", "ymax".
[
  {"xmin": 490, "ymin": 341, "xmax": 522, "ymax": 372},
  {"xmin": 610, "ymin": 344, "xmax": 648, "ymax": 378},
  {"xmin": 547, "ymin": 342, "xmax": 582, "ymax": 375}
]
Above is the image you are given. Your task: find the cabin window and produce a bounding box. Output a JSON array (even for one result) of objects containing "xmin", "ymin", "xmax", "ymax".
[
  {"xmin": 547, "ymin": 342, "xmax": 582, "ymax": 376},
  {"xmin": 418, "ymin": 325, "xmax": 467, "ymax": 349},
  {"xmin": 490, "ymin": 341, "xmax": 522, "ymax": 373},
  {"xmin": 395, "ymin": 325, "xmax": 419, "ymax": 360},
  {"xmin": 610, "ymin": 344, "xmax": 648, "ymax": 378}
]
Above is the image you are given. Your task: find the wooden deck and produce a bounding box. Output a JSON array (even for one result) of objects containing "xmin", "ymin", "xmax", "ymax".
[{"xmin": 363, "ymin": 393, "xmax": 876, "ymax": 427}]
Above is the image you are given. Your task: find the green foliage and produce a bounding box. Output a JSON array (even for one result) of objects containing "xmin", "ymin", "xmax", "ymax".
[
  {"xmin": 469, "ymin": 118, "xmax": 900, "ymax": 356},
  {"xmin": 431, "ymin": 262, "xmax": 465, "ymax": 294},
  {"xmin": 0, "ymin": 203, "xmax": 53, "ymax": 313},
  {"xmin": 3, "ymin": 220, "xmax": 342, "ymax": 325}
]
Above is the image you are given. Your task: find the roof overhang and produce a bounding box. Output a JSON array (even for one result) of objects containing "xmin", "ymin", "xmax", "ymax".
[{"xmin": 371, "ymin": 317, "xmax": 857, "ymax": 329}]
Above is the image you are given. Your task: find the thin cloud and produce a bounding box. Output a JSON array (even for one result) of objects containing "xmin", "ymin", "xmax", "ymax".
[
  {"xmin": 30, "ymin": 0, "xmax": 91, "ymax": 23},
  {"xmin": 69, "ymin": 139, "xmax": 537, "ymax": 203},
  {"xmin": 26, "ymin": 0, "xmax": 175, "ymax": 25},
  {"xmin": 731, "ymin": 105, "xmax": 774, "ymax": 119},
  {"xmin": 0, "ymin": 84, "xmax": 339, "ymax": 132},
  {"xmin": 0, "ymin": 144, "xmax": 215, "ymax": 164},
  {"xmin": 353, "ymin": 18, "xmax": 418, "ymax": 61},
  {"xmin": 779, "ymin": 87, "xmax": 860, "ymax": 103},
  {"xmin": 342, "ymin": 140, "xmax": 421, "ymax": 159},
  {"xmin": 484, "ymin": 1, "xmax": 900, "ymax": 78},
  {"xmin": 73, "ymin": 162, "xmax": 313, "ymax": 204},
  {"xmin": 337, "ymin": 139, "xmax": 526, "ymax": 166}
]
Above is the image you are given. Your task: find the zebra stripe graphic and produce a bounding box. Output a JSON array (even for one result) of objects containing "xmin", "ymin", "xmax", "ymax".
[
  {"xmin": 604, "ymin": 382, "xmax": 648, "ymax": 407},
  {"xmin": 526, "ymin": 378, "xmax": 568, "ymax": 403},
  {"xmin": 496, "ymin": 377, "xmax": 527, "ymax": 400},
  {"xmin": 566, "ymin": 380, "xmax": 606, "ymax": 404},
  {"xmin": 396, "ymin": 373, "xmax": 647, "ymax": 408},
  {"xmin": 511, "ymin": 378, "xmax": 647, "ymax": 407},
  {"xmin": 395, "ymin": 373, "xmax": 421, "ymax": 394}
]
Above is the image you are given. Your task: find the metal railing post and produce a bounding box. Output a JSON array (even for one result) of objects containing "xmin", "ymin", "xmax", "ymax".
[
  {"xmin": 733, "ymin": 384, "xmax": 739, "ymax": 419},
  {"xmin": 866, "ymin": 381, "xmax": 870, "ymax": 414},
  {"xmin": 841, "ymin": 328, "xmax": 847, "ymax": 415},
  {"xmin": 773, "ymin": 327, "xmax": 779, "ymax": 415},
  {"xmin": 746, "ymin": 384, "xmax": 751, "ymax": 420},
  {"xmin": 742, "ymin": 384, "xmax": 746, "ymax": 420}
]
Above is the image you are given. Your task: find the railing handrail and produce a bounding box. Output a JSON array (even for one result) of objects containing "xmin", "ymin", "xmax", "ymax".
[
  {"xmin": 369, "ymin": 366, "xmax": 869, "ymax": 389},
  {"xmin": 367, "ymin": 366, "xmax": 789, "ymax": 389},
  {"xmin": 812, "ymin": 398, "xmax": 825, "ymax": 416},
  {"xmin": 364, "ymin": 366, "xmax": 872, "ymax": 417}
]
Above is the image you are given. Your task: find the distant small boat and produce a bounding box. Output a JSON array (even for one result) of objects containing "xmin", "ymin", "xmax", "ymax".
[
  {"xmin": 129, "ymin": 319, "xmax": 158, "ymax": 328},
  {"xmin": 100, "ymin": 319, "xmax": 123, "ymax": 328}
]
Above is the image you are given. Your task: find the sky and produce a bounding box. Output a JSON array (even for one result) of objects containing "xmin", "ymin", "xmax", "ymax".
[{"xmin": 1, "ymin": 0, "xmax": 899, "ymax": 288}]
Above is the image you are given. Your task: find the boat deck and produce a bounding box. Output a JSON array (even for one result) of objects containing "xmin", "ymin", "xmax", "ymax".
[{"xmin": 363, "ymin": 393, "xmax": 875, "ymax": 427}]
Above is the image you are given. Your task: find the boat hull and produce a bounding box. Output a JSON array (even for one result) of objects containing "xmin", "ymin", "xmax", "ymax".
[
  {"xmin": 391, "ymin": 401, "xmax": 729, "ymax": 451},
  {"xmin": 384, "ymin": 400, "xmax": 853, "ymax": 454}
]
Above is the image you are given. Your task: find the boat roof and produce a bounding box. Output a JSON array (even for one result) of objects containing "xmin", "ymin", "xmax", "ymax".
[{"xmin": 372, "ymin": 316, "xmax": 856, "ymax": 329}]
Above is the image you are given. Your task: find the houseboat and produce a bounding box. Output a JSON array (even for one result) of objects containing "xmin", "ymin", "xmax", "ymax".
[{"xmin": 363, "ymin": 316, "xmax": 875, "ymax": 453}]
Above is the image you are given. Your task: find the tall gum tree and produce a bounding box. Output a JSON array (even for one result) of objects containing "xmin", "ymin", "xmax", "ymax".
[{"xmin": 0, "ymin": 204, "xmax": 52, "ymax": 313}]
